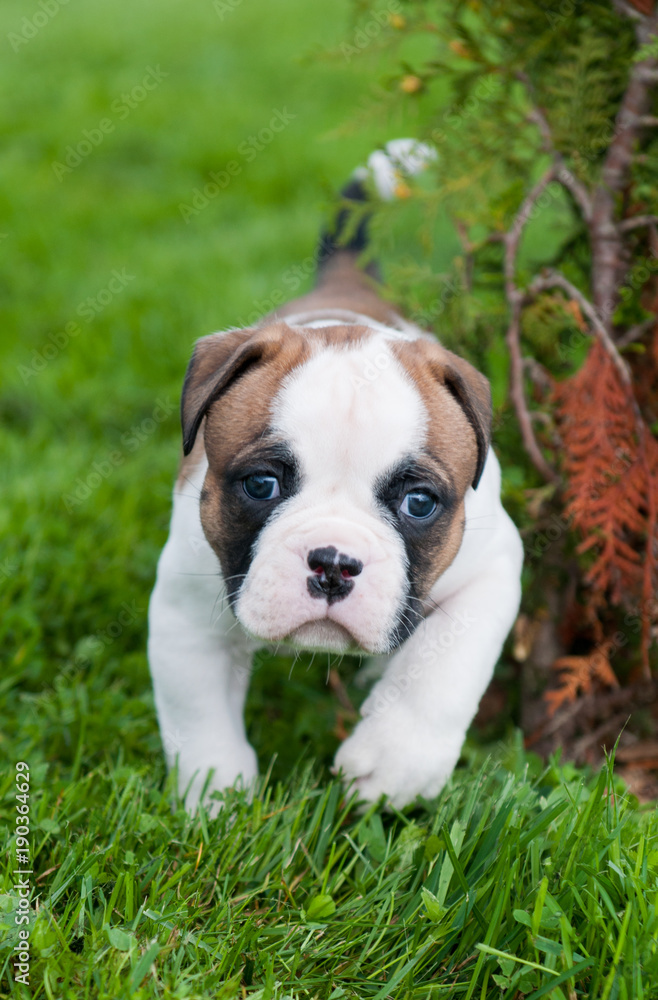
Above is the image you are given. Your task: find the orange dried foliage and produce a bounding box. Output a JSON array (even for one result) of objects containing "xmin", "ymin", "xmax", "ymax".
[
  {"xmin": 545, "ymin": 651, "xmax": 619, "ymax": 717},
  {"xmin": 552, "ymin": 340, "xmax": 658, "ymax": 677},
  {"xmin": 628, "ymin": 0, "xmax": 655, "ymax": 13}
]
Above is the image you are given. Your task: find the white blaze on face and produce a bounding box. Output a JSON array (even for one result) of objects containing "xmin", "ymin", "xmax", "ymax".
[{"xmin": 234, "ymin": 335, "xmax": 429, "ymax": 653}]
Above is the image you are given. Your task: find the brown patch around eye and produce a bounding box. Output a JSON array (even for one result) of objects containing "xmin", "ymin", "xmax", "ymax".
[
  {"xmin": 179, "ymin": 321, "xmax": 384, "ymax": 588},
  {"xmin": 377, "ymin": 457, "xmax": 466, "ymax": 604},
  {"xmin": 377, "ymin": 335, "xmax": 492, "ymax": 609},
  {"xmin": 391, "ymin": 338, "xmax": 492, "ymax": 491}
]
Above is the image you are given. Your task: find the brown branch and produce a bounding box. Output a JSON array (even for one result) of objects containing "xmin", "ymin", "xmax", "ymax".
[
  {"xmin": 525, "ymin": 270, "xmax": 649, "ymax": 472},
  {"xmin": 555, "ymin": 164, "xmax": 594, "ymax": 225},
  {"xmin": 571, "ymin": 711, "xmax": 632, "ymax": 763},
  {"xmin": 636, "ymin": 66, "xmax": 658, "ymax": 82},
  {"xmin": 617, "ymin": 314, "xmax": 657, "ymax": 347},
  {"xmin": 610, "ymin": 0, "xmax": 647, "ymax": 23},
  {"xmin": 526, "ymin": 270, "xmax": 634, "ymax": 387},
  {"xmin": 504, "ymin": 166, "xmax": 559, "ymax": 295},
  {"xmin": 619, "ymin": 214, "xmax": 658, "ymax": 232},
  {"xmin": 500, "ymin": 29, "xmax": 657, "ymax": 484},
  {"xmin": 517, "ymin": 71, "xmax": 594, "ymax": 222},
  {"xmin": 502, "ymin": 165, "xmax": 562, "ymax": 486},
  {"xmin": 592, "ymin": 12, "xmax": 658, "ymax": 324},
  {"xmin": 518, "ymin": 23, "xmax": 658, "ymax": 332},
  {"xmin": 526, "ymin": 679, "xmax": 658, "ymax": 746},
  {"xmin": 505, "ymin": 304, "xmax": 560, "ymax": 485}
]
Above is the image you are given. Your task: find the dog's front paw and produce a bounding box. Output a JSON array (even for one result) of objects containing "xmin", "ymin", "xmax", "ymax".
[
  {"xmin": 333, "ymin": 705, "xmax": 461, "ymax": 810},
  {"xmin": 178, "ymin": 743, "xmax": 259, "ymax": 816}
]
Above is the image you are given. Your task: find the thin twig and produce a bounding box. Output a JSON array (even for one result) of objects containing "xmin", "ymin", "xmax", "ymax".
[
  {"xmin": 504, "ymin": 165, "xmax": 558, "ymax": 296},
  {"xmin": 555, "ymin": 164, "xmax": 594, "ymax": 224},
  {"xmin": 506, "ymin": 304, "xmax": 561, "ymax": 485},
  {"xmin": 611, "ymin": 0, "xmax": 646, "ymax": 22},
  {"xmin": 527, "ymin": 680, "xmax": 658, "ymax": 745},
  {"xmin": 502, "ymin": 165, "xmax": 562, "ymax": 485},
  {"xmin": 517, "ymin": 70, "xmax": 593, "ymax": 222},
  {"xmin": 592, "ymin": 13, "xmax": 658, "ymax": 321},
  {"xmin": 619, "ymin": 214, "xmax": 658, "ymax": 232},
  {"xmin": 636, "ymin": 66, "xmax": 658, "ymax": 82},
  {"xmin": 526, "ymin": 271, "xmax": 633, "ymax": 386},
  {"xmin": 571, "ymin": 711, "xmax": 632, "ymax": 763},
  {"xmin": 617, "ymin": 315, "xmax": 657, "ymax": 347},
  {"xmin": 525, "ymin": 270, "xmax": 649, "ymax": 476}
]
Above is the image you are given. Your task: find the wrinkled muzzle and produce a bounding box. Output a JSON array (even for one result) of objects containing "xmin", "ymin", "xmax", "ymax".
[{"xmin": 234, "ymin": 502, "xmax": 410, "ymax": 654}]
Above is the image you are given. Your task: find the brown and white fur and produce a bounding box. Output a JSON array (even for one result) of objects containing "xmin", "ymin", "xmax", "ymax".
[{"xmin": 148, "ymin": 140, "xmax": 523, "ymax": 812}]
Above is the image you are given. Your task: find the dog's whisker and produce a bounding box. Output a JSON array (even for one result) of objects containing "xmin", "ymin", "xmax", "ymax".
[
  {"xmin": 209, "ymin": 588, "xmax": 224, "ymax": 626},
  {"xmin": 210, "ymin": 602, "xmax": 234, "ymax": 629},
  {"xmin": 176, "ymin": 571, "xmax": 221, "ymax": 577},
  {"xmin": 408, "ymin": 594, "xmax": 454, "ymax": 622},
  {"xmin": 180, "ymin": 473, "xmax": 203, "ymax": 497}
]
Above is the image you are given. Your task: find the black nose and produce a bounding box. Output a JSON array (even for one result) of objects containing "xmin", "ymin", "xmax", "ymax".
[{"xmin": 307, "ymin": 546, "xmax": 363, "ymax": 604}]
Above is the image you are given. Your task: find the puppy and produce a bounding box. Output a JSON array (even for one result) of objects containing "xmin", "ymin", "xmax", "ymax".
[{"xmin": 148, "ymin": 140, "xmax": 523, "ymax": 813}]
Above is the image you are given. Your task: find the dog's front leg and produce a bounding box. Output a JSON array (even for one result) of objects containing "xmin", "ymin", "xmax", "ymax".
[
  {"xmin": 334, "ymin": 546, "xmax": 522, "ymax": 809},
  {"xmin": 148, "ymin": 481, "xmax": 259, "ymax": 814}
]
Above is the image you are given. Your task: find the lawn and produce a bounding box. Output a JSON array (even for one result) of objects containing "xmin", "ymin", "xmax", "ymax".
[{"xmin": 1, "ymin": 0, "xmax": 657, "ymax": 996}]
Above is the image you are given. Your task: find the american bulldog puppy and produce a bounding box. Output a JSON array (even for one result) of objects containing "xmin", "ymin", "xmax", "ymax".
[{"xmin": 148, "ymin": 140, "xmax": 523, "ymax": 812}]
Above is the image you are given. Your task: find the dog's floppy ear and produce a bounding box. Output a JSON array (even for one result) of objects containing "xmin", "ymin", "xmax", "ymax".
[
  {"xmin": 393, "ymin": 339, "xmax": 492, "ymax": 489},
  {"xmin": 181, "ymin": 326, "xmax": 289, "ymax": 455},
  {"xmin": 440, "ymin": 349, "xmax": 492, "ymax": 489}
]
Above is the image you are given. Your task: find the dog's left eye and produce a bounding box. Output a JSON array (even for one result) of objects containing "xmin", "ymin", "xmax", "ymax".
[
  {"xmin": 400, "ymin": 491, "xmax": 437, "ymax": 519},
  {"xmin": 243, "ymin": 475, "xmax": 281, "ymax": 500}
]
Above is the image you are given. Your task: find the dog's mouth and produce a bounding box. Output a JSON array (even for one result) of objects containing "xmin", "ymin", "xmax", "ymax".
[{"xmin": 285, "ymin": 619, "xmax": 358, "ymax": 653}]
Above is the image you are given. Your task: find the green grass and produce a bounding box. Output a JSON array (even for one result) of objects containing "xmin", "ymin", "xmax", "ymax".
[
  {"xmin": 1, "ymin": 0, "xmax": 657, "ymax": 996},
  {"xmin": 3, "ymin": 746, "xmax": 658, "ymax": 997}
]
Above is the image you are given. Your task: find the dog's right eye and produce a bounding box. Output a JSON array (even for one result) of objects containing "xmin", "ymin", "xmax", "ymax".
[
  {"xmin": 400, "ymin": 490, "xmax": 438, "ymax": 520},
  {"xmin": 243, "ymin": 474, "xmax": 281, "ymax": 500}
]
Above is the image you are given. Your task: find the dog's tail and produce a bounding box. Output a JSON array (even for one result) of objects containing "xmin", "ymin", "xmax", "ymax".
[{"xmin": 317, "ymin": 138, "xmax": 437, "ymax": 278}]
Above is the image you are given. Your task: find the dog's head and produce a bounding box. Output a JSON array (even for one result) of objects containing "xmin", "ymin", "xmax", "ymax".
[{"xmin": 181, "ymin": 322, "xmax": 491, "ymax": 654}]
